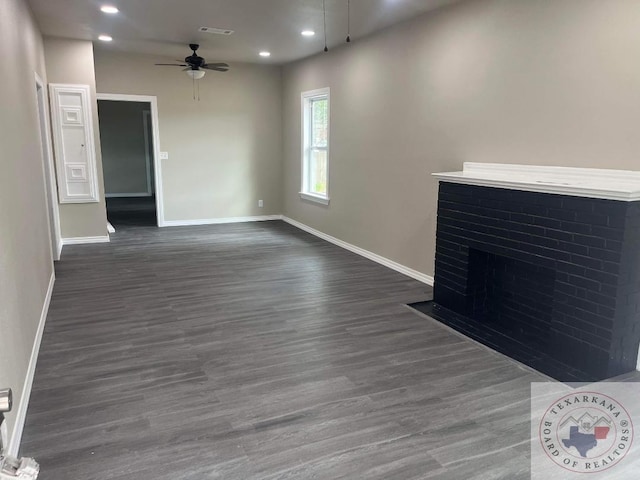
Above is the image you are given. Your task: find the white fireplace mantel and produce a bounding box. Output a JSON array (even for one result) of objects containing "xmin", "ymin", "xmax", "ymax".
[{"xmin": 433, "ymin": 163, "xmax": 640, "ymax": 202}]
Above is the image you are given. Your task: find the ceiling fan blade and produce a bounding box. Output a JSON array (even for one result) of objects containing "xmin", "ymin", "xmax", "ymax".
[
  {"xmin": 202, "ymin": 63, "xmax": 229, "ymax": 72},
  {"xmin": 155, "ymin": 63, "xmax": 188, "ymax": 67}
]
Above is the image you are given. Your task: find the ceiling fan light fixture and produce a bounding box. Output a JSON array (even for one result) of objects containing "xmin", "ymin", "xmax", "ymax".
[{"xmin": 185, "ymin": 69, "xmax": 206, "ymax": 80}]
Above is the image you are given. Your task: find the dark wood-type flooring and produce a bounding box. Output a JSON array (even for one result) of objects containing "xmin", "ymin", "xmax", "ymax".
[
  {"xmin": 106, "ymin": 196, "xmax": 157, "ymax": 227},
  {"xmin": 22, "ymin": 221, "xmax": 553, "ymax": 479}
]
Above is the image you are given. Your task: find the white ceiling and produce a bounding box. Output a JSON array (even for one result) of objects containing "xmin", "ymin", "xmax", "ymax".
[{"xmin": 27, "ymin": 0, "xmax": 459, "ymax": 65}]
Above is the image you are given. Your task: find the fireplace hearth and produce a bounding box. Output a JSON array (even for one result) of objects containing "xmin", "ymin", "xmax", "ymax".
[{"xmin": 419, "ymin": 163, "xmax": 640, "ymax": 382}]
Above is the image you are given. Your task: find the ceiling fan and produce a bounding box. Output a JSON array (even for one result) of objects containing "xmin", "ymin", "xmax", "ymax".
[{"xmin": 155, "ymin": 43, "xmax": 230, "ymax": 80}]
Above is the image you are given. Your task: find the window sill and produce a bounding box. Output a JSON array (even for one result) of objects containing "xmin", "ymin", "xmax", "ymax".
[{"xmin": 299, "ymin": 192, "xmax": 330, "ymax": 205}]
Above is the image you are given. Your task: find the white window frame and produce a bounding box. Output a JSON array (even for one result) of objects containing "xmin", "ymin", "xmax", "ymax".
[{"xmin": 300, "ymin": 87, "xmax": 330, "ymax": 205}]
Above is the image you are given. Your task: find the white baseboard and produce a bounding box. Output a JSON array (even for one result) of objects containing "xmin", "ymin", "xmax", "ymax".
[
  {"xmin": 107, "ymin": 222, "xmax": 115, "ymax": 233},
  {"xmin": 282, "ymin": 216, "xmax": 434, "ymax": 286},
  {"xmin": 7, "ymin": 271, "xmax": 55, "ymax": 457},
  {"xmin": 56, "ymin": 239, "xmax": 63, "ymax": 260},
  {"xmin": 61, "ymin": 235, "xmax": 110, "ymax": 246},
  {"xmin": 162, "ymin": 215, "xmax": 283, "ymax": 227},
  {"xmin": 105, "ymin": 193, "xmax": 152, "ymax": 198}
]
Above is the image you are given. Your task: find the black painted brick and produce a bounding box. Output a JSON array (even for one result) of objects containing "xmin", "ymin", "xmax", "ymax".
[
  {"xmin": 533, "ymin": 216, "xmax": 562, "ymax": 229},
  {"xmin": 593, "ymin": 200, "xmax": 626, "ymax": 217},
  {"xmin": 559, "ymin": 241, "xmax": 589, "ymax": 256},
  {"xmin": 545, "ymin": 228, "xmax": 574, "ymax": 242},
  {"xmin": 607, "ymin": 215, "xmax": 627, "ymax": 229},
  {"xmin": 585, "ymin": 269, "xmax": 618, "ymax": 287},
  {"xmin": 510, "ymin": 212, "xmax": 532, "ymax": 224},
  {"xmin": 569, "ymin": 254, "xmax": 603, "ymax": 271},
  {"xmin": 568, "ymin": 275, "xmax": 600, "ymax": 292},
  {"xmin": 549, "ymin": 208, "xmax": 578, "ymax": 222},
  {"xmin": 522, "ymin": 204, "xmax": 549, "ymax": 217},
  {"xmin": 606, "ymin": 239, "xmax": 623, "ymax": 251},
  {"xmin": 602, "ymin": 262, "xmax": 621, "ymax": 275},
  {"xmin": 562, "ymin": 197, "xmax": 595, "ymax": 213},
  {"xmin": 588, "ymin": 292, "xmax": 617, "ymax": 309},
  {"xmin": 560, "ymin": 221, "xmax": 592, "ymax": 235},
  {"xmin": 592, "ymin": 225, "xmax": 625, "ymax": 242},
  {"xmin": 434, "ymin": 182, "xmax": 640, "ymax": 379},
  {"xmin": 576, "ymin": 211, "xmax": 609, "ymax": 226},
  {"xmin": 556, "ymin": 282, "xmax": 576, "ymax": 297},
  {"xmin": 519, "ymin": 223, "xmax": 547, "ymax": 236},
  {"xmin": 589, "ymin": 247, "xmax": 621, "ymax": 262},
  {"xmin": 573, "ymin": 234, "xmax": 606, "ymax": 249}
]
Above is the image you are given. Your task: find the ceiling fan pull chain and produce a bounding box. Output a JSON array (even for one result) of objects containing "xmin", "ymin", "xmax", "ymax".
[
  {"xmin": 323, "ymin": 0, "xmax": 328, "ymax": 52},
  {"xmin": 346, "ymin": 0, "xmax": 351, "ymax": 43}
]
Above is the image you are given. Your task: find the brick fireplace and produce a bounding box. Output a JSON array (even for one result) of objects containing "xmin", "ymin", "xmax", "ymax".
[{"xmin": 425, "ymin": 163, "xmax": 640, "ymax": 382}]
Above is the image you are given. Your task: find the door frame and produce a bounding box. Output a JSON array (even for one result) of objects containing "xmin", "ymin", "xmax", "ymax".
[
  {"xmin": 96, "ymin": 93, "xmax": 165, "ymax": 226},
  {"xmin": 142, "ymin": 110, "xmax": 154, "ymax": 196},
  {"xmin": 34, "ymin": 72, "xmax": 62, "ymax": 260}
]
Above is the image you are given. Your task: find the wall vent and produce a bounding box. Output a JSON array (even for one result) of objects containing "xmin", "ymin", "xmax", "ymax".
[{"xmin": 199, "ymin": 27, "xmax": 234, "ymax": 35}]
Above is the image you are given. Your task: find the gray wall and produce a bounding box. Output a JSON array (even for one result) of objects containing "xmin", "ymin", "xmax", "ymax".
[
  {"xmin": 282, "ymin": 0, "xmax": 640, "ymax": 278},
  {"xmin": 94, "ymin": 50, "xmax": 283, "ymax": 221},
  {"xmin": 0, "ymin": 0, "xmax": 53, "ymax": 439},
  {"xmin": 44, "ymin": 37, "xmax": 108, "ymax": 239},
  {"xmin": 98, "ymin": 100, "xmax": 152, "ymax": 196}
]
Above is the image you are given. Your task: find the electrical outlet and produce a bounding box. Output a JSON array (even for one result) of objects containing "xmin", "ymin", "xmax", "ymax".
[
  {"xmin": 258, "ymin": 200, "xmax": 264, "ymax": 208},
  {"xmin": 159, "ymin": 152, "xmax": 169, "ymax": 160}
]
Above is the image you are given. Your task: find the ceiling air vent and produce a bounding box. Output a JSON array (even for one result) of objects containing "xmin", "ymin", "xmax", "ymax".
[{"xmin": 199, "ymin": 27, "xmax": 234, "ymax": 35}]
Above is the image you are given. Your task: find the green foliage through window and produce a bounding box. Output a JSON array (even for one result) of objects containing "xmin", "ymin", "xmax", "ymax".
[{"xmin": 302, "ymin": 89, "xmax": 329, "ymax": 200}]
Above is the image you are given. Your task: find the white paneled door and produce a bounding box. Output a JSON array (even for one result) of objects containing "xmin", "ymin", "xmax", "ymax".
[{"xmin": 49, "ymin": 84, "xmax": 99, "ymax": 203}]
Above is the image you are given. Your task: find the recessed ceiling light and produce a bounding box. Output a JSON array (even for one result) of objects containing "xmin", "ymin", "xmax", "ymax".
[
  {"xmin": 100, "ymin": 5, "xmax": 119, "ymax": 14},
  {"xmin": 98, "ymin": 35, "xmax": 113, "ymax": 42},
  {"xmin": 301, "ymin": 30, "xmax": 315, "ymax": 37},
  {"xmin": 259, "ymin": 51, "xmax": 271, "ymax": 57}
]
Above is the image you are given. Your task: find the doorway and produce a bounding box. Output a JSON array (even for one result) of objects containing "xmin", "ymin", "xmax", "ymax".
[
  {"xmin": 96, "ymin": 94, "xmax": 164, "ymax": 228},
  {"xmin": 35, "ymin": 73, "xmax": 61, "ymax": 260}
]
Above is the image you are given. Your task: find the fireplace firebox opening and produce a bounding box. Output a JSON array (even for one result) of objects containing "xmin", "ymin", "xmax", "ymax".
[{"xmin": 467, "ymin": 249, "xmax": 555, "ymax": 350}]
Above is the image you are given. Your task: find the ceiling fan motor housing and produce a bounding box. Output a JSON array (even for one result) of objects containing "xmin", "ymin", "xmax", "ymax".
[
  {"xmin": 154, "ymin": 44, "xmax": 229, "ymax": 74},
  {"xmin": 186, "ymin": 44, "xmax": 205, "ymax": 68}
]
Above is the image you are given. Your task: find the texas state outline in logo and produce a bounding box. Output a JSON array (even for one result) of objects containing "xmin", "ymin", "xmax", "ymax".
[{"xmin": 539, "ymin": 391, "xmax": 634, "ymax": 473}]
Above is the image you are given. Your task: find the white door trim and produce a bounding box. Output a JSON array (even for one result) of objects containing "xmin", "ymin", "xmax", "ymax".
[
  {"xmin": 34, "ymin": 72, "xmax": 62, "ymax": 260},
  {"xmin": 96, "ymin": 93, "xmax": 165, "ymax": 227},
  {"xmin": 142, "ymin": 110, "xmax": 153, "ymax": 196}
]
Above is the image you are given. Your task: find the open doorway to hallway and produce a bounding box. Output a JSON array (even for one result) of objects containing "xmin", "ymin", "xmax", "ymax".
[{"xmin": 96, "ymin": 95, "xmax": 164, "ymax": 228}]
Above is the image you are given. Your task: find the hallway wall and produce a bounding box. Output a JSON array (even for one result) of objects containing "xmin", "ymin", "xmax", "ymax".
[
  {"xmin": 44, "ymin": 37, "xmax": 108, "ymax": 239},
  {"xmin": 0, "ymin": 0, "xmax": 54, "ymax": 441}
]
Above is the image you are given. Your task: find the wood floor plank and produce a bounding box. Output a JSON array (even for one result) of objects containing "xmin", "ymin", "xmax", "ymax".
[{"xmin": 22, "ymin": 220, "xmax": 552, "ymax": 479}]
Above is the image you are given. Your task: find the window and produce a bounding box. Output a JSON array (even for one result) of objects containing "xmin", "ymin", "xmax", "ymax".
[{"xmin": 301, "ymin": 88, "xmax": 330, "ymax": 205}]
